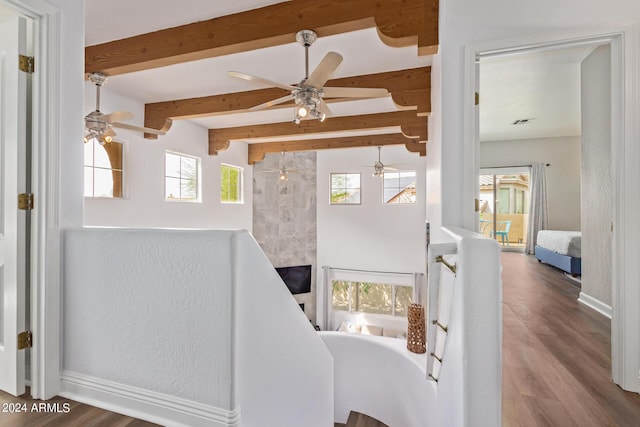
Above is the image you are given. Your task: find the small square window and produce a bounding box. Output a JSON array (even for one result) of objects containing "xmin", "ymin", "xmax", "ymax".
[
  {"xmin": 331, "ymin": 173, "xmax": 361, "ymax": 205},
  {"xmin": 383, "ymin": 171, "xmax": 416, "ymax": 204},
  {"xmin": 165, "ymin": 151, "xmax": 200, "ymax": 202},
  {"xmin": 221, "ymin": 164, "xmax": 244, "ymax": 203},
  {"xmin": 84, "ymin": 138, "xmax": 123, "ymax": 198}
]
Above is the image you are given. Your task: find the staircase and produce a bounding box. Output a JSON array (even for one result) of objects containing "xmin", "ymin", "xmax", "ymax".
[{"xmin": 335, "ymin": 411, "xmax": 389, "ymax": 427}]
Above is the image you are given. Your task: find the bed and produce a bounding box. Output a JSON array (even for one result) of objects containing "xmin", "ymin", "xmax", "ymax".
[{"xmin": 535, "ymin": 230, "xmax": 582, "ymax": 276}]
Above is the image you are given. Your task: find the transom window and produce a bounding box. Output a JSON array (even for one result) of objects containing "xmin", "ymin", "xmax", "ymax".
[
  {"xmin": 221, "ymin": 164, "xmax": 244, "ymax": 203},
  {"xmin": 331, "ymin": 280, "xmax": 413, "ymax": 317},
  {"xmin": 330, "ymin": 173, "xmax": 361, "ymax": 205},
  {"xmin": 84, "ymin": 138, "xmax": 123, "ymax": 198},
  {"xmin": 383, "ymin": 171, "xmax": 417, "ymax": 204},
  {"xmin": 165, "ymin": 151, "xmax": 200, "ymax": 201}
]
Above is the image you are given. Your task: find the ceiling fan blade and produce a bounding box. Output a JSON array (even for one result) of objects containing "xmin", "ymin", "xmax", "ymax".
[
  {"xmin": 101, "ymin": 111, "xmax": 134, "ymax": 123},
  {"xmin": 112, "ymin": 118, "xmax": 173, "ymax": 135},
  {"xmin": 323, "ymin": 86, "xmax": 389, "ymax": 99},
  {"xmin": 228, "ymin": 71, "xmax": 296, "ymax": 91},
  {"xmin": 103, "ymin": 128, "xmax": 117, "ymax": 137},
  {"xmin": 306, "ymin": 52, "xmax": 343, "ymax": 88},
  {"xmin": 383, "ymin": 166, "xmax": 398, "ymax": 172},
  {"xmin": 317, "ymin": 100, "xmax": 333, "ymax": 117},
  {"xmin": 249, "ymin": 94, "xmax": 294, "ymax": 111}
]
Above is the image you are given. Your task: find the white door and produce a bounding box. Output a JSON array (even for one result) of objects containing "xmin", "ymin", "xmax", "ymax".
[{"xmin": 0, "ymin": 13, "xmax": 28, "ymax": 396}]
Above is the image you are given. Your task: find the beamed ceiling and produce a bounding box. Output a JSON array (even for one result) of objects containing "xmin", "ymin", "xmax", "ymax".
[{"xmin": 84, "ymin": 0, "xmax": 439, "ymax": 161}]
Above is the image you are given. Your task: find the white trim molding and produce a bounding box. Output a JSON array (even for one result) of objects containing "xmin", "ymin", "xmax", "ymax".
[
  {"xmin": 60, "ymin": 372, "xmax": 240, "ymax": 427},
  {"xmin": 578, "ymin": 292, "xmax": 613, "ymax": 319}
]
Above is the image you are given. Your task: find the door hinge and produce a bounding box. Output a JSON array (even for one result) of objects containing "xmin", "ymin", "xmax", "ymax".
[
  {"xmin": 611, "ymin": 222, "xmax": 614, "ymax": 232},
  {"xmin": 475, "ymin": 91, "xmax": 480, "ymax": 105},
  {"xmin": 18, "ymin": 193, "xmax": 34, "ymax": 211},
  {"xmin": 475, "ymin": 198, "xmax": 480, "ymax": 212},
  {"xmin": 17, "ymin": 331, "xmax": 32, "ymax": 350},
  {"xmin": 18, "ymin": 54, "xmax": 34, "ymax": 74}
]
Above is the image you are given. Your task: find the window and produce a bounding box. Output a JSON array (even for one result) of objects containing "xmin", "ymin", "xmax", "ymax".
[
  {"xmin": 330, "ymin": 173, "xmax": 361, "ymax": 204},
  {"xmin": 331, "ymin": 280, "xmax": 412, "ymax": 317},
  {"xmin": 165, "ymin": 151, "xmax": 199, "ymax": 201},
  {"xmin": 221, "ymin": 164, "xmax": 243, "ymax": 203},
  {"xmin": 383, "ymin": 171, "xmax": 417, "ymax": 204},
  {"xmin": 84, "ymin": 138, "xmax": 123, "ymax": 198},
  {"xmin": 497, "ymin": 188, "xmax": 510, "ymax": 214}
]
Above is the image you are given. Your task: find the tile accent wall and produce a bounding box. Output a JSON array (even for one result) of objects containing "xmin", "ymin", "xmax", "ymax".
[{"xmin": 253, "ymin": 151, "xmax": 318, "ymax": 324}]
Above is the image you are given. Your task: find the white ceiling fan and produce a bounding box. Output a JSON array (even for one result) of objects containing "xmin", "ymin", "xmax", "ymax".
[
  {"xmin": 84, "ymin": 73, "xmax": 172, "ymax": 144},
  {"xmin": 259, "ymin": 151, "xmax": 299, "ymax": 182},
  {"xmin": 371, "ymin": 146, "xmax": 402, "ymax": 177},
  {"xmin": 228, "ymin": 29, "xmax": 389, "ymax": 124}
]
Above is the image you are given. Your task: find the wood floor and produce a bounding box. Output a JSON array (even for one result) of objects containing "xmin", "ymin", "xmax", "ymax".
[
  {"xmin": 502, "ymin": 252, "xmax": 640, "ymax": 427},
  {"xmin": 2, "ymin": 253, "xmax": 639, "ymax": 426},
  {"xmin": 0, "ymin": 388, "xmax": 158, "ymax": 427}
]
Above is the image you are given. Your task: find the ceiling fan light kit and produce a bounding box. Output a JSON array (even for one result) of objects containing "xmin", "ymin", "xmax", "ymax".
[
  {"xmin": 84, "ymin": 72, "xmax": 172, "ymax": 144},
  {"xmin": 228, "ymin": 29, "xmax": 387, "ymax": 125}
]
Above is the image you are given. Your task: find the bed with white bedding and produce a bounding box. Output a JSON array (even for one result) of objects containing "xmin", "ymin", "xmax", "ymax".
[{"xmin": 535, "ymin": 230, "xmax": 582, "ymax": 276}]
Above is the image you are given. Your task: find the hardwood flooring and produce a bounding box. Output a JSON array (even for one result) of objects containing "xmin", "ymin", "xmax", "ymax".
[
  {"xmin": 502, "ymin": 252, "xmax": 640, "ymax": 427},
  {"xmin": 3, "ymin": 253, "xmax": 639, "ymax": 426},
  {"xmin": 0, "ymin": 388, "xmax": 158, "ymax": 427}
]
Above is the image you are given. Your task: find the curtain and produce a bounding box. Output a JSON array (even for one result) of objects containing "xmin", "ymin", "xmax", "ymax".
[{"xmin": 526, "ymin": 163, "xmax": 548, "ymax": 254}]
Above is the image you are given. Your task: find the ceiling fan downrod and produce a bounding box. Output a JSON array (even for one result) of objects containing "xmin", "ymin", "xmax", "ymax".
[{"xmin": 295, "ymin": 30, "xmax": 317, "ymax": 81}]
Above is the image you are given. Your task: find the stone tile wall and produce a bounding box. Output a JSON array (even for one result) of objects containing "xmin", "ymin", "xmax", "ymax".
[{"xmin": 253, "ymin": 151, "xmax": 318, "ymax": 323}]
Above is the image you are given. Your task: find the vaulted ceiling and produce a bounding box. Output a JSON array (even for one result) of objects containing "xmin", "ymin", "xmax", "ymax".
[{"xmin": 84, "ymin": 0, "xmax": 439, "ymax": 161}]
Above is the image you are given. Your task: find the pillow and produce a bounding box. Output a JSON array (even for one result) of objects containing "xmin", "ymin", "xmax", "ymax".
[
  {"xmin": 383, "ymin": 328, "xmax": 407, "ymax": 339},
  {"xmin": 337, "ymin": 321, "xmax": 362, "ymax": 333},
  {"xmin": 360, "ymin": 324, "xmax": 383, "ymax": 336}
]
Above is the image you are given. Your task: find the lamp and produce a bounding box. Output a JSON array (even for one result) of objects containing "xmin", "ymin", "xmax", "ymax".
[{"xmin": 279, "ymin": 169, "xmax": 289, "ymax": 182}]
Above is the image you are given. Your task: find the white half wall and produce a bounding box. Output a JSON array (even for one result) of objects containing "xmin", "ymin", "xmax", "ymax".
[
  {"xmin": 63, "ymin": 228, "xmax": 235, "ymax": 409},
  {"xmin": 480, "ymin": 136, "xmax": 581, "ymax": 231},
  {"xmin": 83, "ymin": 86, "xmax": 253, "ymax": 230},
  {"xmin": 317, "ymin": 145, "xmax": 427, "ymax": 274}
]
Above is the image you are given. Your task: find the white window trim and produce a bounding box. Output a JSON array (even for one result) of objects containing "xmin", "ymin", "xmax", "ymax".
[
  {"xmin": 164, "ymin": 150, "xmax": 201, "ymax": 203},
  {"xmin": 220, "ymin": 163, "xmax": 244, "ymax": 204}
]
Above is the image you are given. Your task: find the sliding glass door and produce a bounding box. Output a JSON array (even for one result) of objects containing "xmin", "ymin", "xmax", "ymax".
[{"xmin": 479, "ymin": 169, "xmax": 530, "ymax": 250}]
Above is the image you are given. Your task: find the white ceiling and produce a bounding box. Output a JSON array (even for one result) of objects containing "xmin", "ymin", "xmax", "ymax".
[
  {"xmin": 85, "ymin": 0, "xmax": 430, "ymax": 132},
  {"xmin": 479, "ymin": 45, "xmax": 595, "ymax": 142},
  {"xmin": 85, "ymin": 1, "xmax": 591, "ymax": 142}
]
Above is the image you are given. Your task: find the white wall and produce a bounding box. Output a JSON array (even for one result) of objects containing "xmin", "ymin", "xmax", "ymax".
[
  {"xmin": 63, "ymin": 229, "xmax": 235, "ymax": 409},
  {"xmin": 436, "ymin": 0, "xmax": 640, "ymax": 392},
  {"xmin": 581, "ymin": 45, "xmax": 612, "ymax": 307},
  {"xmin": 317, "ymin": 145, "xmax": 427, "ymax": 274},
  {"xmin": 63, "ymin": 228, "xmax": 334, "ymax": 426},
  {"xmin": 84, "ymin": 86, "xmax": 253, "ymax": 230},
  {"xmin": 480, "ymin": 136, "xmax": 581, "ymax": 231}
]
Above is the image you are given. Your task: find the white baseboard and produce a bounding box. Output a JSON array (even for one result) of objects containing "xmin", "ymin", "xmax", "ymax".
[
  {"xmin": 60, "ymin": 371, "xmax": 240, "ymax": 427},
  {"xmin": 578, "ymin": 292, "xmax": 613, "ymax": 319}
]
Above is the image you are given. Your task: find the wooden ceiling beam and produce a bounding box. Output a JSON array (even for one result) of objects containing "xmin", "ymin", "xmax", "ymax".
[
  {"xmin": 85, "ymin": 0, "xmax": 438, "ymax": 76},
  {"xmin": 209, "ymin": 111, "xmax": 427, "ymax": 155},
  {"xmin": 247, "ymin": 134, "xmax": 426, "ymax": 164},
  {"xmin": 143, "ymin": 67, "xmax": 431, "ymax": 135}
]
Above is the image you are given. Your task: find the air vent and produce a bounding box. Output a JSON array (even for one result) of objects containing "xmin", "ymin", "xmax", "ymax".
[{"xmin": 512, "ymin": 118, "xmax": 535, "ymax": 125}]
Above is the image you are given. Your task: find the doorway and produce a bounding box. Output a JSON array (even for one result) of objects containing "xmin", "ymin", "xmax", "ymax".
[{"xmin": 468, "ymin": 32, "xmax": 635, "ymax": 391}]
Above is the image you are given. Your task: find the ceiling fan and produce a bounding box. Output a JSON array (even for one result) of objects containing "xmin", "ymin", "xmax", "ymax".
[
  {"xmin": 260, "ymin": 151, "xmax": 299, "ymax": 182},
  {"xmin": 371, "ymin": 146, "xmax": 400, "ymax": 177},
  {"xmin": 84, "ymin": 73, "xmax": 172, "ymax": 144},
  {"xmin": 228, "ymin": 29, "xmax": 389, "ymax": 124}
]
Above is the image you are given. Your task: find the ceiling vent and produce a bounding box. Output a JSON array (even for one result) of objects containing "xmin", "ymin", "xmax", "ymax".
[{"xmin": 512, "ymin": 118, "xmax": 535, "ymax": 125}]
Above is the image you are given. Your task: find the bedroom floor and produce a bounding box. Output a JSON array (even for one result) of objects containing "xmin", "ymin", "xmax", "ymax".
[{"xmin": 501, "ymin": 252, "xmax": 640, "ymax": 426}]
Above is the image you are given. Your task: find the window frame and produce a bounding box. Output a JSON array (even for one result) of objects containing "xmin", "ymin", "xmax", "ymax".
[
  {"xmin": 220, "ymin": 163, "xmax": 244, "ymax": 204},
  {"xmin": 164, "ymin": 150, "xmax": 201, "ymax": 203},
  {"xmin": 331, "ymin": 279, "xmax": 413, "ymax": 318},
  {"xmin": 382, "ymin": 170, "xmax": 417, "ymax": 205},
  {"xmin": 330, "ymin": 172, "xmax": 362, "ymax": 205},
  {"xmin": 83, "ymin": 138, "xmax": 124, "ymax": 198}
]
